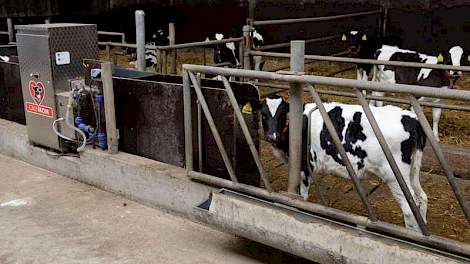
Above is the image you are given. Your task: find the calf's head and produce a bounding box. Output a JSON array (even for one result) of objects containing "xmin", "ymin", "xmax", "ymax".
[
  {"xmin": 439, "ymin": 46, "xmax": 470, "ymax": 81},
  {"xmin": 342, "ymin": 31, "xmax": 368, "ymax": 56},
  {"xmin": 261, "ymin": 95, "xmax": 289, "ymax": 145},
  {"xmin": 252, "ymin": 30, "xmax": 264, "ymax": 49}
]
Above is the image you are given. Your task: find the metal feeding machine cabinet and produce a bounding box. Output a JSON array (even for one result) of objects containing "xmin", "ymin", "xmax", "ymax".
[{"xmin": 16, "ymin": 23, "xmax": 98, "ymax": 152}]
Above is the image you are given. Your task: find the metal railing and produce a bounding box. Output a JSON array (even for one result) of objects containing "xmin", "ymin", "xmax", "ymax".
[
  {"xmin": 252, "ymin": 9, "xmax": 383, "ymax": 26},
  {"xmin": 98, "ymin": 31, "xmax": 126, "ymax": 43},
  {"xmin": 182, "ymin": 40, "xmax": 470, "ymax": 258}
]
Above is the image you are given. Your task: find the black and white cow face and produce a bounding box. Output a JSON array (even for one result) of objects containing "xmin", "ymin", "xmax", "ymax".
[
  {"xmin": 440, "ymin": 46, "xmax": 469, "ymax": 80},
  {"xmin": 152, "ymin": 29, "xmax": 169, "ymax": 46},
  {"xmin": 342, "ymin": 31, "xmax": 368, "ymax": 56},
  {"xmin": 261, "ymin": 95, "xmax": 289, "ymax": 145}
]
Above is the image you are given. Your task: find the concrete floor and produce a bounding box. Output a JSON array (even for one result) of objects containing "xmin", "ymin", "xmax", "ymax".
[{"xmin": 0, "ymin": 154, "xmax": 311, "ymax": 264}]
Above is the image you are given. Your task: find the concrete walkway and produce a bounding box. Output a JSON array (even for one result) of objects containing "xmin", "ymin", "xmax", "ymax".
[{"xmin": 0, "ymin": 154, "xmax": 311, "ymax": 264}]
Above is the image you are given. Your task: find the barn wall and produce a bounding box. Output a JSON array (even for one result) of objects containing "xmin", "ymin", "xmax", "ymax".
[{"xmin": 0, "ymin": 0, "xmax": 468, "ymax": 54}]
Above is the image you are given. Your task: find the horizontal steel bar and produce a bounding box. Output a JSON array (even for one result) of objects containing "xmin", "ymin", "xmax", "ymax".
[
  {"xmin": 256, "ymin": 26, "xmax": 379, "ymax": 52},
  {"xmin": 182, "ymin": 64, "xmax": 470, "ymax": 101},
  {"xmin": 98, "ymin": 41, "xmax": 137, "ymax": 48},
  {"xmin": 250, "ymin": 51, "xmax": 470, "ymax": 72},
  {"xmin": 253, "ymin": 9, "xmax": 383, "ymax": 26},
  {"xmin": 188, "ymin": 171, "xmax": 470, "ymax": 259},
  {"xmin": 256, "ymin": 82, "xmax": 470, "ymax": 111},
  {"xmin": 98, "ymin": 31, "xmax": 126, "ymax": 43},
  {"xmin": 151, "ymin": 37, "xmax": 244, "ymax": 50},
  {"xmin": 266, "ymin": 50, "xmax": 350, "ymax": 72},
  {"xmin": 257, "ymin": 34, "xmax": 341, "ymax": 51},
  {"xmin": 0, "ymin": 31, "xmax": 8, "ymax": 35}
]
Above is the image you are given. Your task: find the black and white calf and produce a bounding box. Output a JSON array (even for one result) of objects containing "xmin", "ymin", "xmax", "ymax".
[
  {"xmin": 373, "ymin": 45, "xmax": 469, "ymax": 139},
  {"xmin": 129, "ymin": 29, "xmax": 169, "ymax": 69},
  {"xmin": 251, "ymin": 30, "xmax": 265, "ymax": 71},
  {"xmin": 213, "ymin": 33, "xmax": 240, "ymax": 67},
  {"xmin": 261, "ymin": 95, "xmax": 428, "ymax": 231},
  {"xmin": 342, "ymin": 31, "xmax": 381, "ymax": 81}
]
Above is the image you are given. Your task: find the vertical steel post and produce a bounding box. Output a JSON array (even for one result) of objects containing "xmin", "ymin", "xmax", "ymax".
[
  {"xmin": 162, "ymin": 50, "xmax": 168, "ymax": 74},
  {"xmin": 105, "ymin": 44, "xmax": 111, "ymax": 61},
  {"xmin": 196, "ymin": 74, "xmax": 203, "ymax": 172},
  {"xmin": 7, "ymin": 18, "xmax": 14, "ymax": 43},
  {"xmin": 101, "ymin": 62, "xmax": 119, "ymax": 154},
  {"xmin": 287, "ymin": 40, "xmax": 305, "ymax": 194},
  {"xmin": 169, "ymin": 23, "xmax": 177, "ymax": 74},
  {"xmin": 45, "ymin": 18, "xmax": 51, "ymax": 24},
  {"xmin": 409, "ymin": 96, "xmax": 470, "ymax": 223},
  {"xmin": 135, "ymin": 10, "xmax": 146, "ymax": 72},
  {"xmin": 355, "ymin": 89, "xmax": 429, "ymax": 235},
  {"xmin": 382, "ymin": 7, "xmax": 389, "ymax": 38},
  {"xmin": 239, "ymin": 39, "xmax": 244, "ymax": 69},
  {"xmin": 248, "ymin": 0, "xmax": 256, "ymax": 26},
  {"xmin": 243, "ymin": 25, "xmax": 252, "ymax": 73},
  {"xmin": 183, "ymin": 70, "xmax": 193, "ymax": 172}
]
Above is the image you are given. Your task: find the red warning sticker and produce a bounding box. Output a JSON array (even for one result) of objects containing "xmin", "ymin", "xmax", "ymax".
[{"xmin": 25, "ymin": 80, "xmax": 53, "ymax": 118}]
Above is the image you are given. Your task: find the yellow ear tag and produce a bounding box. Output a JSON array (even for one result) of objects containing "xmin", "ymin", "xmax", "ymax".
[
  {"xmin": 362, "ymin": 34, "xmax": 367, "ymax": 41},
  {"xmin": 437, "ymin": 54, "xmax": 444, "ymax": 63},
  {"xmin": 341, "ymin": 34, "xmax": 347, "ymax": 41},
  {"xmin": 242, "ymin": 102, "xmax": 253, "ymax": 114}
]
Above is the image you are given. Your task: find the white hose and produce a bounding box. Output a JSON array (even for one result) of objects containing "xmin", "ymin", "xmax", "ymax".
[{"xmin": 51, "ymin": 91, "xmax": 87, "ymax": 152}]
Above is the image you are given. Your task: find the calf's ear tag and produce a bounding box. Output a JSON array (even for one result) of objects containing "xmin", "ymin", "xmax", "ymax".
[
  {"xmin": 362, "ymin": 34, "xmax": 367, "ymax": 41},
  {"xmin": 242, "ymin": 102, "xmax": 253, "ymax": 114},
  {"xmin": 437, "ymin": 53, "xmax": 444, "ymax": 62},
  {"xmin": 341, "ymin": 34, "xmax": 347, "ymax": 41}
]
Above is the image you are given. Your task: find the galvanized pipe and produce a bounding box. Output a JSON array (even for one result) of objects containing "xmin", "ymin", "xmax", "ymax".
[
  {"xmin": 135, "ymin": 10, "xmax": 146, "ymax": 71},
  {"xmin": 188, "ymin": 170, "xmax": 470, "ymax": 259},
  {"xmin": 187, "ymin": 71, "xmax": 239, "ymax": 183},
  {"xmin": 355, "ymin": 89, "xmax": 429, "ymax": 235},
  {"xmin": 162, "ymin": 50, "xmax": 167, "ymax": 74},
  {"xmin": 168, "ymin": 23, "xmax": 177, "ymax": 74},
  {"xmin": 287, "ymin": 41, "xmax": 305, "ymax": 194},
  {"xmin": 101, "ymin": 62, "xmax": 119, "ymax": 154},
  {"xmin": 266, "ymin": 50, "xmax": 350, "ymax": 73},
  {"xmin": 307, "ymin": 84, "xmax": 377, "ymax": 221},
  {"xmin": 221, "ymin": 76, "xmax": 273, "ymax": 192},
  {"xmin": 250, "ymin": 51, "xmax": 470, "ymax": 72},
  {"xmin": 243, "ymin": 25, "xmax": 252, "ymax": 74},
  {"xmin": 253, "ymin": 9, "xmax": 382, "ymax": 26},
  {"xmin": 98, "ymin": 41, "xmax": 137, "ymax": 48},
  {"xmin": 153, "ymin": 37, "xmax": 244, "ymax": 51},
  {"xmin": 409, "ymin": 96, "xmax": 470, "ymax": 223},
  {"xmin": 98, "ymin": 31, "xmax": 126, "ymax": 43},
  {"xmin": 256, "ymin": 34, "xmax": 341, "ymax": 51},
  {"xmin": 256, "ymin": 82, "xmax": 470, "ymax": 112},
  {"xmin": 182, "ymin": 65, "xmax": 470, "ymax": 101},
  {"xmin": 7, "ymin": 18, "xmax": 14, "ymax": 43},
  {"xmin": 196, "ymin": 74, "xmax": 203, "ymax": 172},
  {"xmin": 183, "ymin": 70, "xmax": 193, "ymax": 171}
]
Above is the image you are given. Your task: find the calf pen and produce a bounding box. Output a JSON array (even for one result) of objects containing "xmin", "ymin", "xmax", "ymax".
[{"xmin": 181, "ymin": 41, "xmax": 470, "ymax": 261}]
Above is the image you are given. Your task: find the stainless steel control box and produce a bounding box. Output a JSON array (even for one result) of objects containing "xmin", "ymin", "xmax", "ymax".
[{"xmin": 16, "ymin": 23, "xmax": 97, "ymax": 151}]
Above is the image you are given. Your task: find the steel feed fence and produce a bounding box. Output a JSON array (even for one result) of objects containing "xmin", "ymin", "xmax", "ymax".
[{"xmin": 181, "ymin": 42, "xmax": 470, "ymax": 258}]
